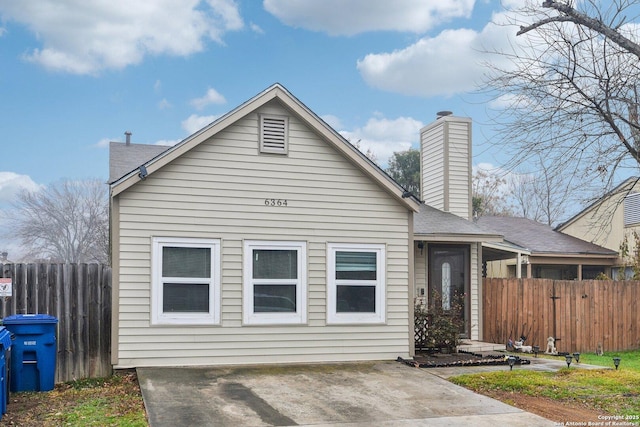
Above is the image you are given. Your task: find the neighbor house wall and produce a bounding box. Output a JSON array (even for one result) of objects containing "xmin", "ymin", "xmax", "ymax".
[
  {"xmin": 113, "ymin": 100, "xmax": 412, "ymax": 368},
  {"xmin": 559, "ymin": 193, "xmax": 626, "ymax": 253}
]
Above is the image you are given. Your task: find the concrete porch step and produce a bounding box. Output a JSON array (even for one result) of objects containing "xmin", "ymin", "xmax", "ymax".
[{"xmin": 459, "ymin": 339, "xmax": 506, "ymax": 353}]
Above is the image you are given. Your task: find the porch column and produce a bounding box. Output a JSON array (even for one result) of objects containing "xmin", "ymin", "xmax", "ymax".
[
  {"xmin": 526, "ymin": 263, "xmax": 532, "ymax": 278},
  {"xmin": 516, "ymin": 252, "xmax": 522, "ymax": 279},
  {"xmin": 578, "ymin": 264, "xmax": 582, "ymax": 281}
]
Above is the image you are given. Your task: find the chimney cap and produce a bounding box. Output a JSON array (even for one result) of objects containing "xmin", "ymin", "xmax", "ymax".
[
  {"xmin": 436, "ymin": 111, "xmax": 453, "ymax": 118},
  {"xmin": 125, "ymin": 131, "xmax": 132, "ymax": 145}
]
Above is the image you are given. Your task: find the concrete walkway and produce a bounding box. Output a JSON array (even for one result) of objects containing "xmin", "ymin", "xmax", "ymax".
[{"xmin": 137, "ymin": 360, "xmax": 558, "ymax": 427}]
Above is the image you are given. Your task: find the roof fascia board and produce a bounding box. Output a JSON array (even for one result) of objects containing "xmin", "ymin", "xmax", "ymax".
[
  {"xmin": 528, "ymin": 252, "xmax": 618, "ymax": 259},
  {"xmin": 414, "ymin": 233, "xmax": 503, "ymax": 243},
  {"xmin": 482, "ymin": 241, "xmax": 531, "ymax": 255},
  {"xmin": 528, "ymin": 255, "xmax": 618, "ymax": 265}
]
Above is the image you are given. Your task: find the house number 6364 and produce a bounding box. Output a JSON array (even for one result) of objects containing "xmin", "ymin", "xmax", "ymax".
[{"xmin": 265, "ymin": 199, "xmax": 288, "ymax": 206}]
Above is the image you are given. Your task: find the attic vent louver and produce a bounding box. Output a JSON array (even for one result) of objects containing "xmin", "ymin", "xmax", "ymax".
[
  {"xmin": 260, "ymin": 114, "xmax": 288, "ymax": 154},
  {"xmin": 624, "ymin": 192, "xmax": 640, "ymax": 226}
]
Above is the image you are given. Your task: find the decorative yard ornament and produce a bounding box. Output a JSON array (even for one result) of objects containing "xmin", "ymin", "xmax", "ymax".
[{"xmin": 545, "ymin": 337, "xmax": 557, "ymax": 355}]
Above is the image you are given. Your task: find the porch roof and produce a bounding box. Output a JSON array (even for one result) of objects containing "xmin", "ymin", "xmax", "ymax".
[
  {"xmin": 413, "ymin": 204, "xmax": 502, "ymax": 243},
  {"xmin": 476, "ymin": 216, "xmax": 618, "ymax": 257}
]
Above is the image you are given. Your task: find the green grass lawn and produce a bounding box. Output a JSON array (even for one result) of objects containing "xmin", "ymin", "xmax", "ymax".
[
  {"xmin": 573, "ymin": 349, "xmax": 640, "ymax": 371},
  {"xmin": 450, "ymin": 349, "xmax": 640, "ymax": 417}
]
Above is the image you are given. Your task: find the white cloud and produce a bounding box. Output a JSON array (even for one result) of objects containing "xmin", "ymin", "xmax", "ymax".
[
  {"xmin": 355, "ymin": 3, "xmax": 524, "ymax": 98},
  {"xmin": 158, "ymin": 99, "xmax": 172, "ymax": 110},
  {"xmin": 0, "ymin": 0, "xmax": 244, "ymax": 74},
  {"xmin": 94, "ymin": 138, "xmax": 111, "ymax": 149},
  {"xmin": 0, "ymin": 172, "xmax": 41, "ymax": 204},
  {"xmin": 182, "ymin": 114, "xmax": 219, "ymax": 134},
  {"xmin": 250, "ymin": 22, "xmax": 265, "ymax": 34},
  {"xmin": 357, "ymin": 19, "xmax": 517, "ymax": 97},
  {"xmin": 339, "ymin": 115, "xmax": 424, "ymax": 166},
  {"xmin": 154, "ymin": 80, "xmax": 162, "ymax": 93},
  {"xmin": 263, "ymin": 0, "xmax": 474, "ymax": 36},
  {"xmin": 190, "ymin": 88, "xmax": 227, "ymax": 110}
]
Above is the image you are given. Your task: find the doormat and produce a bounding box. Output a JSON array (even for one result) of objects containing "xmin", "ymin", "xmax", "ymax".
[{"xmin": 397, "ymin": 350, "xmax": 531, "ymax": 368}]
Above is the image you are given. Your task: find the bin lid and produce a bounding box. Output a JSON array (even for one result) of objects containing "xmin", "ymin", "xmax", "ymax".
[
  {"xmin": 0, "ymin": 327, "xmax": 11, "ymax": 349},
  {"xmin": 3, "ymin": 314, "xmax": 58, "ymax": 325}
]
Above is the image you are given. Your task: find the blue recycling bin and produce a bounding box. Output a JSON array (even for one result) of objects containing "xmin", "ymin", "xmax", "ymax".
[
  {"xmin": 0, "ymin": 327, "xmax": 12, "ymax": 418},
  {"xmin": 3, "ymin": 314, "xmax": 57, "ymax": 392}
]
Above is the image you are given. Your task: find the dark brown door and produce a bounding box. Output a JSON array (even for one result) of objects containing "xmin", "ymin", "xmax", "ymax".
[{"xmin": 428, "ymin": 245, "xmax": 470, "ymax": 337}]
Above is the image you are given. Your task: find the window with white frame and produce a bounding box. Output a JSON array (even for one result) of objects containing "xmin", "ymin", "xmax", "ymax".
[
  {"xmin": 151, "ymin": 237, "xmax": 220, "ymax": 325},
  {"xmin": 327, "ymin": 243, "xmax": 386, "ymax": 324},
  {"xmin": 243, "ymin": 241, "xmax": 307, "ymax": 325}
]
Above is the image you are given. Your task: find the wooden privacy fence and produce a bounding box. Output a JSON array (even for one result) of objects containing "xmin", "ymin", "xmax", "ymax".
[
  {"xmin": 0, "ymin": 263, "xmax": 112, "ymax": 383},
  {"xmin": 483, "ymin": 278, "xmax": 640, "ymax": 353}
]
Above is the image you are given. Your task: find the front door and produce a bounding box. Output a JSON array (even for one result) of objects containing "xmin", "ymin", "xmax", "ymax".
[{"xmin": 428, "ymin": 245, "xmax": 469, "ymax": 337}]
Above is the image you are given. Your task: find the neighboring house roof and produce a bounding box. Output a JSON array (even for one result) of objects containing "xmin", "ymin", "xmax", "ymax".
[
  {"xmin": 109, "ymin": 83, "xmax": 420, "ymax": 212},
  {"xmin": 476, "ymin": 216, "xmax": 618, "ymax": 256},
  {"xmin": 556, "ymin": 176, "xmax": 640, "ymax": 231},
  {"xmin": 413, "ymin": 204, "xmax": 502, "ymax": 243},
  {"xmin": 108, "ymin": 142, "xmax": 169, "ymax": 184}
]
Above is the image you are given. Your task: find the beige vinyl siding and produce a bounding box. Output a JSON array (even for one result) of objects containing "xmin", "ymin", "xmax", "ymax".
[
  {"xmin": 470, "ymin": 242, "xmax": 480, "ymax": 340},
  {"xmin": 414, "ymin": 243, "xmax": 427, "ymax": 305},
  {"xmin": 421, "ymin": 124, "xmax": 445, "ymax": 210},
  {"xmin": 420, "ymin": 117, "xmax": 472, "ymax": 220},
  {"xmin": 446, "ymin": 121, "xmax": 471, "ymax": 220},
  {"xmin": 114, "ymin": 101, "xmax": 411, "ymax": 367},
  {"xmin": 559, "ymin": 194, "xmax": 625, "ymax": 252}
]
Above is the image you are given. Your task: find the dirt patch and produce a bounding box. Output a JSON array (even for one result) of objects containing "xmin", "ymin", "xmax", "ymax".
[
  {"xmin": 481, "ymin": 389, "xmax": 605, "ymax": 424},
  {"xmin": 0, "ymin": 370, "xmax": 146, "ymax": 426}
]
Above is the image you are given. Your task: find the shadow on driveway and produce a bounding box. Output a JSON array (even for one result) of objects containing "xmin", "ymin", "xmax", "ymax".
[{"xmin": 137, "ymin": 361, "xmax": 555, "ymax": 426}]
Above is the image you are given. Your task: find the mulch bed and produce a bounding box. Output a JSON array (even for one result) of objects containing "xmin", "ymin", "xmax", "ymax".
[{"xmin": 397, "ymin": 350, "xmax": 531, "ymax": 368}]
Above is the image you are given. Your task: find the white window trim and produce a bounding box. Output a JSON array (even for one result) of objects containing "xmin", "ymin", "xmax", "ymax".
[
  {"xmin": 327, "ymin": 243, "xmax": 386, "ymax": 324},
  {"xmin": 151, "ymin": 237, "xmax": 221, "ymax": 326},
  {"xmin": 243, "ymin": 240, "xmax": 307, "ymax": 325}
]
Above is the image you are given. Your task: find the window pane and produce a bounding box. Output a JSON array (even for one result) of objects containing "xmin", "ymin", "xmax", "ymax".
[
  {"xmin": 336, "ymin": 251, "xmax": 376, "ymax": 280},
  {"xmin": 336, "ymin": 285, "xmax": 375, "ymax": 312},
  {"xmin": 254, "ymin": 284, "xmax": 296, "ymax": 312},
  {"xmin": 163, "ymin": 247, "xmax": 211, "ymax": 278},
  {"xmin": 253, "ymin": 249, "xmax": 297, "ymax": 279},
  {"xmin": 163, "ymin": 283, "xmax": 209, "ymax": 312}
]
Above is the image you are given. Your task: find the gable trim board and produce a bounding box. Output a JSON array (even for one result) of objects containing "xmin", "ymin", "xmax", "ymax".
[
  {"xmin": 110, "ymin": 84, "xmax": 419, "ymax": 213},
  {"xmin": 109, "ymin": 84, "xmax": 419, "ymax": 368}
]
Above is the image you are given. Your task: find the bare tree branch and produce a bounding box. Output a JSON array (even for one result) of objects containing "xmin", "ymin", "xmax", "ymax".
[
  {"xmin": 7, "ymin": 179, "xmax": 109, "ymax": 263},
  {"xmin": 484, "ymin": 0, "xmax": 640, "ymax": 211},
  {"xmin": 517, "ymin": 1, "xmax": 640, "ymax": 59}
]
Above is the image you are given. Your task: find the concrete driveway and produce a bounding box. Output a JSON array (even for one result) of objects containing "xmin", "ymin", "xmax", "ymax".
[{"xmin": 137, "ymin": 361, "xmax": 555, "ymax": 426}]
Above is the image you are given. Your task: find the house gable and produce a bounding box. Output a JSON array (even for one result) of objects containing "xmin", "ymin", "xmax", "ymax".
[{"xmin": 110, "ymin": 84, "xmax": 419, "ymax": 213}]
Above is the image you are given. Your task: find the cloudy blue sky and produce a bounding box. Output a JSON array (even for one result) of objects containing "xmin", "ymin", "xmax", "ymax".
[{"xmin": 0, "ymin": 0, "xmax": 527, "ymax": 255}]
